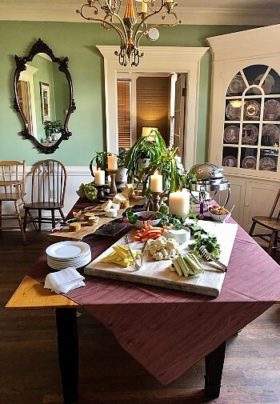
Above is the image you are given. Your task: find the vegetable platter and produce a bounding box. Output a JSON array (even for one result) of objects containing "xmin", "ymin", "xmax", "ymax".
[{"xmin": 85, "ymin": 221, "xmax": 238, "ymax": 297}]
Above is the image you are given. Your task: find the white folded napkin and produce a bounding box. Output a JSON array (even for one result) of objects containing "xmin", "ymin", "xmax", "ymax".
[{"xmin": 44, "ymin": 266, "xmax": 85, "ymax": 294}]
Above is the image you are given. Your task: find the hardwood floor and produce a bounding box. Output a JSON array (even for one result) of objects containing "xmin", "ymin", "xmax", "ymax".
[{"xmin": 1, "ymin": 231, "xmax": 280, "ymax": 404}]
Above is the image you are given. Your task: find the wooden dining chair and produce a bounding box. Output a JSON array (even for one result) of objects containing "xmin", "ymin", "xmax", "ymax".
[
  {"xmin": 23, "ymin": 159, "xmax": 67, "ymax": 231},
  {"xmin": 0, "ymin": 160, "xmax": 26, "ymax": 241},
  {"xmin": 249, "ymin": 189, "xmax": 280, "ymax": 255}
]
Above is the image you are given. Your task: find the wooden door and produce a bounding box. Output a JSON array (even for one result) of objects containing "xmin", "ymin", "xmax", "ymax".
[{"xmin": 174, "ymin": 74, "xmax": 187, "ymax": 158}]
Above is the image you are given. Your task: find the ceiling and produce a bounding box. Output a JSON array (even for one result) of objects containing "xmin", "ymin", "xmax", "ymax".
[{"xmin": 0, "ymin": 0, "xmax": 280, "ymax": 25}]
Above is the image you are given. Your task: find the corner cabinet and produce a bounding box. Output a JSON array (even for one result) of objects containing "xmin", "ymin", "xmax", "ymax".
[{"xmin": 207, "ymin": 25, "xmax": 280, "ymax": 230}]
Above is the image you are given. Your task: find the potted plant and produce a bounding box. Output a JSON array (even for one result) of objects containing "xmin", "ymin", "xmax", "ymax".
[
  {"xmin": 125, "ymin": 130, "xmax": 167, "ymax": 184},
  {"xmin": 44, "ymin": 120, "xmax": 62, "ymax": 141},
  {"xmin": 144, "ymin": 147, "xmax": 186, "ymax": 194},
  {"xmin": 116, "ymin": 148, "xmax": 128, "ymax": 186},
  {"xmin": 89, "ymin": 151, "xmax": 110, "ymax": 176}
]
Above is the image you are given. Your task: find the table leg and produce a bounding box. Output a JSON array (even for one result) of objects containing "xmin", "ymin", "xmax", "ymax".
[
  {"xmin": 204, "ymin": 341, "xmax": 226, "ymax": 398},
  {"xmin": 56, "ymin": 308, "xmax": 79, "ymax": 404}
]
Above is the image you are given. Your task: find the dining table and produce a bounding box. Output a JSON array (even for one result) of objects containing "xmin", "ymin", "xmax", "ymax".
[{"xmin": 6, "ymin": 198, "xmax": 280, "ymax": 404}]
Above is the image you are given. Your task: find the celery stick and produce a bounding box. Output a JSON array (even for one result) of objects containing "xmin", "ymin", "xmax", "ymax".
[
  {"xmin": 189, "ymin": 253, "xmax": 203, "ymax": 269},
  {"xmin": 173, "ymin": 259, "xmax": 183, "ymax": 276},
  {"xmin": 184, "ymin": 253, "xmax": 203, "ymax": 274},
  {"xmin": 177, "ymin": 254, "xmax": 189, "ymax": 277}
]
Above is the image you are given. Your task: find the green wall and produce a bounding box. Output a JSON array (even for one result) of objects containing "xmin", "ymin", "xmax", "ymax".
[{"xmin": 0, "ymin": 21, "xmax": 251, "ymax": 166}]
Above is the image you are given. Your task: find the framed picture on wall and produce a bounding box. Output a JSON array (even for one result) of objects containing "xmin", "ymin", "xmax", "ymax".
[{"xmin": 40, "ymin": 82, "xmax": 50, "ymax": 123}]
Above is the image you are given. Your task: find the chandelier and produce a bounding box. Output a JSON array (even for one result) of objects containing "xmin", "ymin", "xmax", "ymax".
[{"xmin": 76, "ymin": 0, "xmax": 180, "ymax": 66}]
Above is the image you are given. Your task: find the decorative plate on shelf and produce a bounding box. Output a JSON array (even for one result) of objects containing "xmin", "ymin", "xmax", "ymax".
[
  {"xmin": 253, "ymin": 73, "xmax": 275, "ymax": 94},
  {"xmin": 259, "ymin": 157, "xmax": 277, "ymax": 171},
  {"xmin": 241, "ymin": 156, "xmax": 257, "ymax": 169},
  {"xmin": 264, "ymin": 99, "xmax": 280, "ymax": 121},
  {"xmin": 262, "ymin": 124, "xmax": 280, "ymax": 146},
  {"xmin": 242, "ymin": 124, "xmax": 259, "ymax": 145},
  {"xmin": 223, "ymin": 125, "xmax": 239, "ymax": 143},
  {"xmin": 225, "ymin": 102, "xmax": 241, "ymax": 120},
  {"xmin": 227, "ymin": 75, "xmax": 246, "ymax": 95},
  {"xmin": 222, "ymin": 155, "xmax": 237, "ymax": 167},
  {"xmin": 244, "ymin": 100, "xmax": 261, "ymax": 120}
]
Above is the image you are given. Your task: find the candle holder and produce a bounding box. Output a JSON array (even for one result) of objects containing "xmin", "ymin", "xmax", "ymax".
[
  {"xmin": 95, "ymin": 185, "xmax": 106, "ymax": 203},
  {"xmin": 149, "ymin": 191, "xmax": 163, "ymax": 212},
  {"xmin": 107, "ymin": 170, "xmax": 118, "ymax": 196}
]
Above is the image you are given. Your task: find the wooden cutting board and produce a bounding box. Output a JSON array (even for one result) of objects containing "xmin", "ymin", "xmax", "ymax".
[
  {"xmin": 48, "ymin": 215, "xmax": 120, "ymax": 241},
  {"xmin": 48, "ymin": 196, "xmax": 145, "ymax": 241},
  {"xmin": 85, "ymin": 221, "xmax": 238, "ymax": 297}
]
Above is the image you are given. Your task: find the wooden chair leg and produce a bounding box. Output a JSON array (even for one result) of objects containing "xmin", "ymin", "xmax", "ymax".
[
  {"xmin": 14, "ymin": 201, "xmax": 26, "ymax": 242},
  {"xmin": 268, "ymin": 231, "xmax": 277, "ymax": 256},
  {"xmin": 59, "ymin": 208, "xmax": 66, "ymax": 222},
  {"xmin": 38, "ymin": 209, "xmax": 42, "ymax": 232},
  {"xmin": 51, "ymin": 210, "xmax": 56, "ymax": 229},
  {"xmin": 23, "ymin": 208, "xmax": 28, "ymax": 231},
  {"xmin": 249, "ymin": 220, "xmax": 256, "ymax": 236}
]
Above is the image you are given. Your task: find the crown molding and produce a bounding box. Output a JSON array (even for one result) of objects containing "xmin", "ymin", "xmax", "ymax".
[
  {"xmin": 207, "ymin": 24, "xmax": 280, "ymax": 61},
  {"xmin": 0, "ymin": 2, "xmax": 280, "ymax": 26}
]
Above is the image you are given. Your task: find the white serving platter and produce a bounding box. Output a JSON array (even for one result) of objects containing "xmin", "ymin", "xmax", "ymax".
[{"xmin": 85, "ymin": 221, "xmax": 238, "ymax": 297}]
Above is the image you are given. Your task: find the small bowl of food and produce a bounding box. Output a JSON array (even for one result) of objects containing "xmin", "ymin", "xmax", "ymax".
[
  {"xmin": 134, "ymin": 211, "xmax": 160, "ymax": 228},
  {"xmin": 209, "ymin": 206, "xmax": 230, "ymax": 223}
]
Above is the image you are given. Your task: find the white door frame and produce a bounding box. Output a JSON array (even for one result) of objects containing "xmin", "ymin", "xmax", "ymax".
[{"xmin": 97, "ymin": 46, "xmax": 208, "ymax": 170}]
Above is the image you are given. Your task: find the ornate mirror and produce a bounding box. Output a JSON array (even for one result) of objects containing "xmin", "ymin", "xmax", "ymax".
[{"xmin": 14, "ymin": 38, "xmax": 76, "ymax": 153}]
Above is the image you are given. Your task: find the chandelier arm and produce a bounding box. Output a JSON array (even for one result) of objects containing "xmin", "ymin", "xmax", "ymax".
[
  {"xmin": 77, "ymin": 10, "xmax": 127, "ymax": 46},
  {"xmin": 160, "ymin": 10, "xmax": 181, "ymax": 26},
  {"xmin": 133, "ymin": 2, "xmax": 165, "ymax": 41},
  {"xmin": 135, "ymin": 27, "xmax": 150, "ymax": 47},
  {"xmin": 77, "ymin": 2, "xmax": 126, "ymax": 40}
]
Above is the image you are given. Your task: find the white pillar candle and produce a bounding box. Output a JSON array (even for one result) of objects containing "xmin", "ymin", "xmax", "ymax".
[
  {"xmin": 95, "ymin": 169, "xmax": 105, "ymax": 185},
  {"xmin": 150, "ymin": 171, "xmax": 163, "ymax": 193},
  {"xmin": 141, "ymin": 1, "xmax": 147, "ymax": 13},
  {"xmin": 107, "ymin": 155, "xmax": 118, "ymax": 171},
  {"xmin": 169, "ymin": 190, "xmax": 190, "ymax": 218}
]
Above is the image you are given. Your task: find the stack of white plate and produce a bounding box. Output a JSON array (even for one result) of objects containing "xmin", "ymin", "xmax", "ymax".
[{"xmin": 46, "ymin": 241, "xmax": 92, "ymax": 270}]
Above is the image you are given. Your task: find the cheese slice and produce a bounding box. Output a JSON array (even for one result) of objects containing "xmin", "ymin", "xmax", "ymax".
[
  {"xmin": 102, "ymin": 200, "xmax": 113, "ymax": 212},
  {"xmin": 122, "ymin": 184, "xmax": 134, "ymax": 198},
  {"xmin": 113, "ymin": 193, "xmax": 128, "ymax": 204}
]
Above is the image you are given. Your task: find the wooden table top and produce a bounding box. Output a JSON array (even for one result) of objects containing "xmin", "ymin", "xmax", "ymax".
[
  {"xmin": 6, "ymin": 197, "xmax": 144, "ymax": 310},
  {"xmin": 6, "ymin": 275, "xmax": 78, "ymax": 309}
]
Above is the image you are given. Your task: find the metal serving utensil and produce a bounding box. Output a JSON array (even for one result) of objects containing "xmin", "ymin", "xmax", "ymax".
[
  {"xmin": 124, "ymin": 235, "xmax": 141, "ymax": 271},
  {"xmin": 199, "ymin": 245, "xmax": 227, "ymax": 272}
]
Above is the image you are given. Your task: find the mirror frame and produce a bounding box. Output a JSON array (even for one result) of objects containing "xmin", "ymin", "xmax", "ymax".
[{"xmin": 13, "ymin": 38, "xmax": 76, "ymax": 153}]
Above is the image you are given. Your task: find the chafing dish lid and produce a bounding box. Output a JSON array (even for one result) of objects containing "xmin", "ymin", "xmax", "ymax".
[{"xmin": 188, "ymin": 163, "xmax": 224, "ymax": 181}]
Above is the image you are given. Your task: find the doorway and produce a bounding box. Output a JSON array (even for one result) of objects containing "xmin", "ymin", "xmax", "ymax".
[{"xmin": 117, "ymin": 72, "xmax": 187, "ymax": 154}]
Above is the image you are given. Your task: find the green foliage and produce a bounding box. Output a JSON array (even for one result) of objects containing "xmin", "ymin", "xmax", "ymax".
[
  {"xmin": 118, "ymin": 148, "xmax": 128, "ymax": 167},
  {"xmin": 89, "ymin": 151, "xmax": 113, "ymax": 176},
  {"xmin": 44, "ymin": 120, "xmax": 62, "ymax": 135},
  {"xmin": 125, "ymin": 130, "xmax": 167, "ymax": 183},
  {"xmin": 143, "ymin": 146, "xmax": 186, "ymax": 194},
  {"xmin": 187, "ymin": 222, "xmax": 221, "ymax": 259}
]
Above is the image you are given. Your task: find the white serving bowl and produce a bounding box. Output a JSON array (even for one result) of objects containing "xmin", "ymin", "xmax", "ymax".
[
  {"xmin": 209, "ymin": 207, "xmax": 230, "ymax": 223},
  {"xmin": 134, "ymin": 211, "xmax": 160, "ymax": 228}
]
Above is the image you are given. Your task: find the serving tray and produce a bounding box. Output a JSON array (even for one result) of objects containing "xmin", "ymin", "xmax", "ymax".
[{"xmin": 85, "ymin": 221, "xmax": 238, "ymax": 297}]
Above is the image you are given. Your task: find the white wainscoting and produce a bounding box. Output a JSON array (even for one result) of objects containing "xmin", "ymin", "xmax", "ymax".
[{"xmin": 1, "ymin": 166, "xmax": 92, "ymax": 229}]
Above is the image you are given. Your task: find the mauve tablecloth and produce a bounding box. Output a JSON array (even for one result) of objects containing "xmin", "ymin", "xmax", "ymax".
[{"xmin": 29, "ymin": 201, "xmax": 280, "ymax": 385}]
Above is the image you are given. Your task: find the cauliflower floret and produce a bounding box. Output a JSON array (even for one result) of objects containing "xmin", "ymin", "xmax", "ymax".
[
  {"xmin": 166, "ymin": 239, "xmax": 178, "ymax": 251},
  {"xmin": 153, "ymin": 252, "xmax": 164, "ymax": 261},
  {"xmin": 161, "ymin": 248, "xmax": 169, "ymax": 259}
]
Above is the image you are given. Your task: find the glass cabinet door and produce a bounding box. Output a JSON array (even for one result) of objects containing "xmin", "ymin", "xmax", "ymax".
[{"xmin": 222, "ymin": 64, "xmax": 280, "ymax": 173}]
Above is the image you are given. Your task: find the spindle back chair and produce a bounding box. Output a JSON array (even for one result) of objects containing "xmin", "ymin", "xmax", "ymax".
[
  {"xmin": 0, "ymin": 160, "xmax": 26, "ymax": 241},
  {"xmin": 249, "ymin": 189, "xmax": 280, "ymax": 255},
  {"xmin": 23, "ymin": 159, "xmax": 67, "ymax": 231}
]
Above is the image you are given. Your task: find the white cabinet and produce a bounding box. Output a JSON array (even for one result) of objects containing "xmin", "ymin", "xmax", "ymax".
[{"xmin": 207, "ymin": 25, "xmax": 280, "ymax": 230}]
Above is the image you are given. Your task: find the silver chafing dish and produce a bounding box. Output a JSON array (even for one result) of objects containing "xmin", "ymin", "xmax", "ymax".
[{"xmin": 186, "ymin": 163, "xmax": 231, "ymax": 217}]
